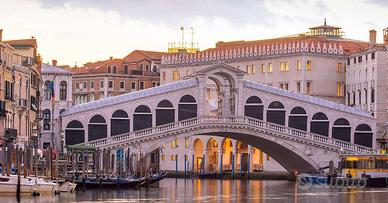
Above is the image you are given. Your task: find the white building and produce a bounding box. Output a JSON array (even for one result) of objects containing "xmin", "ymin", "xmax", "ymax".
[
  {"xmin": 40, "ymin": 61, "xmax": 73, "ymax": 150},
  {"xmin": 346, "ymin": 28, "xmax": 388, "ymax": 141}
]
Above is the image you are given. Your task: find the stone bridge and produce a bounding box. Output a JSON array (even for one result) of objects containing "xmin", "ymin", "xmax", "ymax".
[{"xmin": 62, "ymin": 63, "xmax": 376, "ymax": 173}]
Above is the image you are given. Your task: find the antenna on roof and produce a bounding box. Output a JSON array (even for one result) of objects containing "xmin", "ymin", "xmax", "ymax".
[
  {"xmin": 180, "ymin": 26, "xmax": 185, "ymax": 48},
  {"xmin": 324, "ymin": 18, "xmax": 327, "ymax": 26},
  {"xmin": 190, "ymin": 27, "xmax": 194, "ymax": 50}
]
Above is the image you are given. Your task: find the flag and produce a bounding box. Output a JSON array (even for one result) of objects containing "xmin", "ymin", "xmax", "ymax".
[{"xmin": 49, "ymin": 81, "xmax": 55, "ymax": 102}]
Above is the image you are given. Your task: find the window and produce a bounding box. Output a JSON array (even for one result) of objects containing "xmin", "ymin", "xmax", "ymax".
[
  {"xmin": 358, "ymin": 56, "xmax": 362, "ymax": 63},
  {"xmin": 246, "ymin": 64, "xmax": 255, "ymax": 75},
  {"xmin": 306, "ymin": 82, "xmax": 311, "ymax": 95},
  {"xmin": 120, "ymin": 81, "xmax": 125, "ymax": 89},
  {"xmin": 131, "ymin": 82, "xmax": 136, "ymax": 90},
  {"xmin": 306, "ymin": 60, "xmax": 312, "ymax": 71},
  {"xmin": 280, "ymin": 83, "xmax": 283, "ymax": 89},
  {"xmin": 284, "ymin": 83, "xmax": 289, "ymax": 90},
  {"xmin": 139, "ymin": 64, "xmax": 144, "ymax": 70},
  {"xmin": 161, "ymin": 154, "xmax": 165, "ymax": 161},
  {"xmin": 261, "ymin": 64, "xmax": 265, "ymax": 73},
  {"xmin": 43, "ymin": 109, "xmax": 50, "ymax": 130},
  {"xmin": 268, "ymin": 63, "xmax": 273, "ymax": 73},
  {"xmin": 365, "ymin": 54, "xmax": 368, "ymax": 61},
  {"xmin": 337, "ymin": 83, "xmax": 342, "ymax": 96},
  {"xmin": 139, "ymin": 81, "xmax": 144, "ymax": 90},
  {"xmin": 185, "ymin": 138, "xmax": 189, "ymax": 148},
  {"xmin": 358, "ymin": 90, "xmax": 362, "ymax": 104},
  {"xmin": 337, "ymin": 63, "xmax": 342, "ymax": 73},
  {"xmin": 59, "ymin": 81, "xmax": 67, "ymax": 101},
  {"xmin": 171, "ymin": 155, "xmax": 176, "ymax": 161},
  {"xmin": 162, "ymin": 72, "xmax": 166, "ymax": 81},
  {"xmin": 173, "ymin": 70, "xmax": 180, "ymax": 80},
  {"xmin": 371, "ymin": 88, "xmax": 375, "ymax": 103},
  {"xmin": 44, "ymin": 81, "xmax": 51, "ymax": 100},
  {"xmin": 280, "ymin": 62, "xmax": 285, "ymax": 71},
  {"xmin": 296, "ymin": 60, "xmax": 302, "ymax": 70},
  {"xmin": 90, "ymin": 81, "xmax": 94, "ymax": 89},
  {"xmin": 145, "ymin": 64, "xmax": 149, "ymax": 71},
  {"xmin": 347, "ymin": 58, "xmax": 350, "ymax": 65},
  {"xmin": 83, "ymin": 81, "xmax": 87, "ymax": 89},
  {"xmin": 297, "ymin": 82, "xmax": 301, "ymax": 93},
  {"xmin": 100, "ymin": 80, "xmax": 104, "ymax": 88},
  {"xmin": 353, "ymin": 91, "xmax": 356, "ymax": 105},
  {"xmin": 285, "ymin": 61, "xmax": 289, "ymax": 71},
  {"xmin": 371, "ymin": 52, "xmax": 375, "ymax": 59},
  {"xmin": 152, "ymin": 82, "xmax": 157, "ymax": 87},
  {"xmin": 113, "ymin": 66, "xmax": 116, "ymax": 73},
  {"xmin": 365, "ymin": 89, "xmax": 368, "ymax": 104},
  {"xmin": 124, "ymin": 65, "xmax": 128, "ymax": 74},
  {"xmin": 354, "ymin": 57, "xmax": 357, "ymax": 64},
  {"xmin": 108, "ymin": 80, "xmax": 113, "ymax": 88},
  {"xmin": 90, "ymin": 94, "xmax": 95, "ymax": 101},
  {"xmin": 108, "ymin": 66, "xmax": 111, "ymax": 73}
]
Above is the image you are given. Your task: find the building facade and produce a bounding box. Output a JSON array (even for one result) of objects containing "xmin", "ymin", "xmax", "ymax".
[
  {"xmin": 0, "ymin": 29, "xmax": 41, "ymax": 147},
  {"xmin": 40, "ymin": 61, "xmax": 73, "ymax": 150},
  {"xmin": 72, "ymin": 50, "xmax": 163, "ymax": 104},
  {"xmin": 346, "ymin": 28, "xmax": 388, "ymax": 140}
]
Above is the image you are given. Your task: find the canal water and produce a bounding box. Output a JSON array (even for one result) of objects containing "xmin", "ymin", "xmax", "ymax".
[{"xmin": 2, "ymin": 178, "xmax": 388, "ymax": 202}]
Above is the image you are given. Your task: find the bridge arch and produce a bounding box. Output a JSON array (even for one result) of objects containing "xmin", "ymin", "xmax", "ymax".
[
  {"xmin": 244, "ymin": 96, "xmax": 264, "ymax": 120},
  {"xmin": 88, "ymin": 115, "xmax": 107, "ymax": 141},
  {"xmin": 354, "ymin": 124, "xmax": 373, "ymax": 147},
  {"xmin": 178, "ymin": 95, "xmax": 197, "ymax": 121},
  {"xmin": 65, "ymin": 120, "xmax": 84, "ymax": 145},
  {"xmin": 310, "ymin": 112, "xmax": 329, "ymax": 137},
  {"xmin": 221, "ymin": 138, "xmax": 234, "ymax": 171},
  {"xmin": 133, "ymin": 105, "xmax": 152, "ymax": 131},
  {"xmin": 156, "ymin": 100, "xmax": 175, "ymax": 126},
  {"xmin": 206, "ymin": 138, "xmax": 219, "ymax": 172},
  {"xmin": 332, "ymin": 118, "xmax": 351, "ymax": 142},
  {"xmin": 193, "ymin": 138, "xmax": 204, "ymax": 172},
  {"xmin": 111, "ymin": 110, "xmax": 130, "ymax": 136},
  {"xmin": 288, "ymin": 106, "xmax": 307, "ymax": 131},
  {"xmin": 267, "ymin": 101, "xmax": 286, "ymax": 125}
]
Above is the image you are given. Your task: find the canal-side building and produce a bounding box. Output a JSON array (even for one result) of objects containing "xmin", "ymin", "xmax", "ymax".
[
  {"xmin": 40, "ymin": 60, "xmax": 73, "ymax": 150},
  {"xmin": 0, "ymin": 29, "xmax": 41, "ymax": 147},
  {"xmin": 157, "ymin": 21, "xmax": 371, "ymax": 172},
  {"xmin": 345, "ymin": 28, "xmax": 388, "ymax": 142},
  {"xmin": 71, "ymin": 50, "xmax": 163, "ymax": 105}
]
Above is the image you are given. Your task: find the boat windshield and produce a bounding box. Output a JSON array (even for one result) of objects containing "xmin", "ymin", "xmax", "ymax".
[{"xmin": 342, "ymin": 156, "xmax": 388, "ymax": 170}]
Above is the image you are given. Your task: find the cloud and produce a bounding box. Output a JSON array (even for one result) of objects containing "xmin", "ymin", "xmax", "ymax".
[{"xmin": 36, "ymin": 0, "xmax": 275, "ymax": 26}]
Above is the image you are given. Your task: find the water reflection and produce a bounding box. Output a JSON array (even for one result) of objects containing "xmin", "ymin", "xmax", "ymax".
[{"xmin": 1, "ymin": 178, "xmax": 388, "ymax": 202}]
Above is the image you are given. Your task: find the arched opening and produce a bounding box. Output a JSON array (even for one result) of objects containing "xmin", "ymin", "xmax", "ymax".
[
  {"xmin": 244, "ymin": 96, "xmax": 263, "ymax": 120},
  {"xmin": 156, "ymin": 100, "xmax": 175, "ymax": 126},
  {"xmin": 133, "ymin": 105, "xmax": 152, "ymax": 131},
  {"xmin": 221, "ymin": 138, "xmax": 233, "ymax": 171},
  {"xmin": 251, "ymin": 147, "xmax": 264, "ymax": 171},
  {"xmin": 310, "ymin": 112, "xmax": 329, "ymax": 137},
  {"xmin": 193, "ymin": 139, "xmax": 204, "ymax": 172},
  {"xmin": 267, "ymin": 101, "xmax": 286, "ymax": 125},
  {"xmin": 332, "ymin": 118, "xmax": 351, "ymax": 142},
  {"xmin": 88, "ymin": 115, "xmax": 107, "ymax": 141},
  {"xmin": 60, "ymin": 81, "xmax": 67, "ymax": 101},
  {"xmin": 205, "ymin": 77, "xmax": 220, "ymax": 116},
  {"xmin": 65, "ymin": 120, "xmax": 84, "ymax": 145},
  {"xmin": 288, "ymin": 107, "xmax": 307, "ymax": 131},
  {"xmin": 178, "ymin": 95, "xmax": 197, "ymax": 121},
  {"xmin": 354, "ymin": 124, "xmax": 373, "ymax": 147},
  {"xmin": 111, "ymin": 110, "xmax": 130, "ymax": 136},
  {"xmin": 236, "ymin": 141, "xmax": 248, "ymax": 172},
  {"xmin": 44, "ymin": 80, "xmax": 51, "ymax": 100},
  {"xmin": 206, "ymin": 139, "xmax": 219, "ymax": 172}
]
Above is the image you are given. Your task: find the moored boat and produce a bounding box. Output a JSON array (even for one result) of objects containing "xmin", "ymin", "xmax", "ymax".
[
  {"xmin": 35, "ymin": 177, "xmax": 59, "ymax": 194},
  {"xmin": 0, "ymin": 175, "xmax": 38, "ymax": 194},
  {"xmin": 58, "ymin": 181, "xmax": 77, "ymax": 193}
]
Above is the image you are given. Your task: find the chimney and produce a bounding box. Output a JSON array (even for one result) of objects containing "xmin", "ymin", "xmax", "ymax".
[
  {"xmin": 0, "ymin": 29, "xmax": 3, "ymax": 41},
  {"xmin": 384, "ymin": 27, "xmax": 388, "ymax": 46},
  {"xmin": 369, "ymin": 29, "xmax": 376, "ymax": 48},
  {"xmin": 52, "ymin": 59, "xmax": 58, "ymax": 66},
  {"xmin": 109, "ymin": 56, "xmax": 113, "ymax": 60}
]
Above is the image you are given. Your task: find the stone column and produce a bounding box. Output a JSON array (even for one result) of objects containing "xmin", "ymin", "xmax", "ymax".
[
  {"xmin": 248, "ymin": 145, "xmax": 253, "ymax": 173},
  {"xmin": 197, "ymin": 74, "xmax": 206, "ymax": 117},
  {"xmin": 223, "ymin": 78, "xmax": 231, "ymax": 116},
  {"xmin": 202, "ymin": 150, "xmax": 207, "ymax": 174},
  {"xmin": 218, "ymin": 148, "xmax": 223, "ymax": 173},
  {"xmin": 236, "ymin": 73, "xmax": 245, "ymax": 116}
]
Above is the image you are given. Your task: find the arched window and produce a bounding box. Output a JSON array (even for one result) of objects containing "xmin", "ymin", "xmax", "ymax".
[
  {"xmin": 267, "ymin": 101, "xmax": 286, "ymax": 125},
  {"xmin": 111, "ymin": 110, "xmax": 130, "ymax": 136},
  {"xmin": 354, "ymin": 124, "xmax": 373, "ymax": 147},
  {"xmin": 288, "ymin": 107, "xmax": 307, "ymax": 131},
  {"xmin": 43, "ymin": 109, "xmax": 51, "ymax": 130},
  {"xmin": 133, "ymin": 105, "xmax": 152, "ymax": 131},
  {"xmin": 244, "ymin": 96, "xmax": 263, "ymax": 120},
  {"xmin": 88, "ymin": 115, "xmax": 107, "ymax": 141},
  {"xmin": 65, "ymin": 120, "xmax": 84, "ymax": 145},
  {"xmin": 178, "ymin": 95, "xmax": 197, "ymax": 121},
  {"xmin": 44, "ymin": 80, "xmax": 51, "ymax": 100},
  {"xmin": 156, "ymin": 100, "xmax": 175, "ymax": 126},
  {"xmin": 310, "ymin": 112, "xmax": 329, "ymax": 136},
  {"xmin": 332, "ymin": 118, "xmax": 351, "ymax": 142},
  {"xmin": 60, "ymin": 81, "xmax": 67, "ymax": 101}
]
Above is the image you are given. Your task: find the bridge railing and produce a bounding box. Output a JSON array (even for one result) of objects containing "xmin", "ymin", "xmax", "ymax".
[{"xmin": 82, "ymin": 116, "xmax": 376, "ymax": 154}]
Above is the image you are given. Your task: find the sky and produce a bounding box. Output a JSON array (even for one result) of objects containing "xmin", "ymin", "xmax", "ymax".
[{"xmin": 1, "ymin": 0, "xmax": 388, "ymax": 66}]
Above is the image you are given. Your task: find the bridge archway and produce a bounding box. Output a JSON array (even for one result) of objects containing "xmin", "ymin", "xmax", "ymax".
[
  {"xmin": 267, "ymin": 101, "xmax": 286, "ymax": 125},
  {"xmin": 221, "ymin": 138, "xmax": 234, "ymax": 171},
  {"xmin": 332, "ymin": 118, "xmax": 351, "ymax": 142},
  {"xmin": 354, "ymin": 124, "xmax": 373, "ymax": 147},
  {"xmin": 65, "ymin": 120, "xmax": 84, "ymax": 145},
  {"xmin": 88, "ymin": 115, "xmax": 107, "ymax": 141},
  {"xmin": 288, "ymin": 107, "xmax": 307, "ymax": 131},
  {"xmin": 236, "ymin": 141, "xmax": 249, "ymax": 172},
  {"xmin": 178, "ymin": 95, "xmax": 197, "ymax": 121},
  {"xmin": 111, "ymin": 110, "xmax": 130, "ymax": 136},
  {"xmin": 206, "ymin": 138, "xmax": 219, "ymax": 172},
  {"xmin": 244, "ymin": 96, "xmax": 264, "ymax": 120},
  {"xmin": 310, "ymin": 112, "xmax": 329, "ymax": 136},
  {"xmin": 133, "ymin": 105, "xmax": 152, "ymax": 131},
  {"xmin": 156, "ymin": 100, "xmax": 175, "ymax": 126},
  {"xmin": 193, "ymin": 138, "xmax": 204, "ymax": 172}
]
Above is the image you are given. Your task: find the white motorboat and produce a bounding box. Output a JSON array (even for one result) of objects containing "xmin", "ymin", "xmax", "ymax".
[
  {"xmin": 35, "ymin": 177, "xmax": 59, "ymax": 194},
  {"xmin": 58, "ymin": 181, "xmax": 77, "ymax": 193},
  {"xmin": 0, "ymin": 175, "xmax": 38, "ymax": 194}
]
